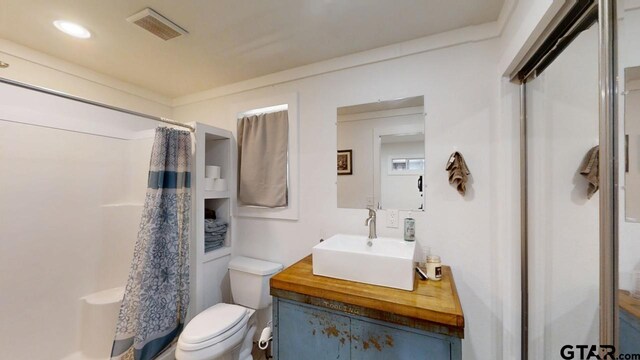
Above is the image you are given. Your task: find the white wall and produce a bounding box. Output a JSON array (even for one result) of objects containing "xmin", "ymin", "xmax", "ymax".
[
  {"xmin": 337, "ymin": 112, "xmax": 423, "ymax": 209},
  {"xmin": 497, "ymin": 0, "xmax": 563, "ymax": 76},
  {"xmin": 174, "ymin": 37, "xmax": 505, "ymax": 359}
]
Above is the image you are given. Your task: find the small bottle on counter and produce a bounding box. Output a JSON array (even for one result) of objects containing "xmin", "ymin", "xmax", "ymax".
[
  {"xmin": 426, "ymin": 255, "xmax": 442, "ymax": 281},
  {"xmin": 404, "ymin": 218, "xmax": 415, "ymax": 241}
]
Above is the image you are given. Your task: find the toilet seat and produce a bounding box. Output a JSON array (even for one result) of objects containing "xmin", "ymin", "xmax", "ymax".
[
  {"xmin": 178, "ymin": 303, "xmax": 251, "ymax": 352},
  {"xmin": 176, "ymin": 322, "xmax": 249, "ymax": 360}
]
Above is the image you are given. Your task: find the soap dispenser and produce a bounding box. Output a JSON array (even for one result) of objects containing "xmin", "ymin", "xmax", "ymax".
[{"xmin": 404, "ymin": 212, "xmax": 415, "ymax": 241}]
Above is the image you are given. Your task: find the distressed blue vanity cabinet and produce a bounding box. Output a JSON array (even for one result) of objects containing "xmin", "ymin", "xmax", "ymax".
[
  {"xmin": 270, "ymin": 256, "xmax": 464, "ymax": 360},
  {"xmin": 620, "ymin": 290, "xmax": 640, "ymax": 354}
]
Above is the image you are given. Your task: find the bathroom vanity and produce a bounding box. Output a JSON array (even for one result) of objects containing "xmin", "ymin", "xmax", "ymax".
[
  {"xmin": 270, "ymin": 256, "xmax": 464, "ymax": 360},
  {"xmin": 620, "ymin": 290, "xmax": 640, "ymax": 354}
]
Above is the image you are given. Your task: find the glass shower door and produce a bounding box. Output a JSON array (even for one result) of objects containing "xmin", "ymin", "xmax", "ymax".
[{"xmin": 525, "ymin": 24, "xmax": 600, "ymax": 359}]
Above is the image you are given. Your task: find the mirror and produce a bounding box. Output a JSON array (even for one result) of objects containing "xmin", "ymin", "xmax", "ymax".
[
  {"xmin": 336, "ymin": 96, "xmax": 425, "ymax": 210},
  {"xmin": 619, "ymin": 5, "xmax": 640, "ymax": 354},
  {"xmin": 625, "ymin": 66, "xmax": 640, "ymax": 222}
]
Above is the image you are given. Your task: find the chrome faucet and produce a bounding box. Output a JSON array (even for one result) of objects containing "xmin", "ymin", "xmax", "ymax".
[{"xmin": 365, "ymin": 207, "xmax": 377, "ymax": 246}]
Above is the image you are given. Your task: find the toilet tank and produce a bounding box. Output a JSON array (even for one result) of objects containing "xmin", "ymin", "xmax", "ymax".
[{"xmin": 228, "ymin": 256, "xmax": 283, "ymax": 310}]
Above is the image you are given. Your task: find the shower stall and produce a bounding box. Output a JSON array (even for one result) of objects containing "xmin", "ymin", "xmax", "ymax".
[
  {"xmin": 513, "ymin": 0, "xmax": 640, "ymax": 357},
  {"xmin": 523, "ymin": 20, "xmax": 601, "ymax": 359},
  {"xmin": 0, "ymin": 80, "xmax": 180, "ymax": 359}
]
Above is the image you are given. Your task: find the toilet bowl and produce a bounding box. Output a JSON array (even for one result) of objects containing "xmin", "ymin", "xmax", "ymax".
[
  {"xmin": 176, "ymin": 256, "xmax": 283, "ymax": 360},
  {"xmin": 176, "ymin": 303, "xmax": 256, "ymax": 360}
]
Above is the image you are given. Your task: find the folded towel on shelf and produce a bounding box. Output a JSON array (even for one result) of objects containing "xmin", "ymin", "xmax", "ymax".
[
  {"xmin": 204, "ymin": 218, "xmax": 228, "ymax": 252},
  {"xmin": 445, "ymin": 151, "xmax": 471, "ymax": 196},
  {"xmin": 205, "ymin": 237, "xmax": 225, "ymax": 243},
  {"xmin": 205, "ymin": 234, "xmax": 225, "ymax": 246},
  {"xmin": 205, "ymin": 226, "xmax": 227, "ymax": 234},
  {"xmin": 579, "ymin": 145, "xmax": 599, "ymax": 199},
  {"xmin": 205, "ymin": 240, "xmax": 225, "ymax": 252},
  {"xmin": 205, "ymin": 235, "xmax": 224, "ymax": 241},
  {"xmin": 205, "ymin": 234, "xmax": 226, "ymax": 242},
  {"xmin": 204, "ymin": 219, "xmax": 228, "ymax": 233}
]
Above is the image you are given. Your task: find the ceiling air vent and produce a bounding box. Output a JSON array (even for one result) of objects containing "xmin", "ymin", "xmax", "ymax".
[{"xmin": 127, "ymin": 8, "xmax": 188, "ymax": 41}]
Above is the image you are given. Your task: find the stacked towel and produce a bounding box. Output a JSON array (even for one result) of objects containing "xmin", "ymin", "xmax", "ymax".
[
  {"xmin": 204, "ymin": 219, "xmax": 228, "ymax": 252},
  {"xmin": 579, "ymin": 145, "xmax": 599, "ymax": 199},
  {"xmin": 205, "ymin": 219, "xmax": 226, "ymax": 233},
  {"xmin": 446, "ymin": 151, "xmax": 471, "ymax": 196}
]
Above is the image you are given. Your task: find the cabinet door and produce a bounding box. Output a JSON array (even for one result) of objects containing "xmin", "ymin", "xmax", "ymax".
[
  {"xmin": 620, "ymin": 310, "xmax": 640, "ymax": 354},
  {"xmin": 351, "ymin": 319, "xmax": 451, "ymax": 360},
  {"xmin": 278, "ymin": 300, "xmax": 351, "ymax": 360}
]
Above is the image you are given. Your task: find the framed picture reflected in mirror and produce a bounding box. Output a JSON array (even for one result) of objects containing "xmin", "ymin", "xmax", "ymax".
[{"xmin": 337, "ymin": 149, "xmax": 352, "ymax": 175}]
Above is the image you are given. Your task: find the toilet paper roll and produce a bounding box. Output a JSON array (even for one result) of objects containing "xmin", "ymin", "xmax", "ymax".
[
  {"xmin": 204, "ymin": 178, "xmax": 216, "ymax": 191},
  {"xmin": 213, "ymin": 178, "xmax": 227, "ymax": 191},
  {"xmin": 205, "ymin": 166, "xmax": 221, "ymax": 179},
  {"xmin": 258, "ymin": 326, "xmax": 272, "ymax": 350}
]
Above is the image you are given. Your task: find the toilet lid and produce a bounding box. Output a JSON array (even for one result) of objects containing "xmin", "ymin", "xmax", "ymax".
[{"xmin": 181, "ymin": 303, "xmax": 248, "ymax": 345}]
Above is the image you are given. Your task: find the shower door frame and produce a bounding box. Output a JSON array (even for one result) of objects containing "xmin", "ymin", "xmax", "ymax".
[{"xmin": 513, "ymin": 0, "xmax": 619, "ymax": 358}]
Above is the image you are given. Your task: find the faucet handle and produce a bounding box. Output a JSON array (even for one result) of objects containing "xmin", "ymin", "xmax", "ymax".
[{"xmin": 366, "ymin": 207, "xmax": 376, "ymax": 217}]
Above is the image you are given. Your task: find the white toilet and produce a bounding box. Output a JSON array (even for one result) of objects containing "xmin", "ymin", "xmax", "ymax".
[{"xmin": 176, "ymin": 256, "xmax": 283, "ymax": 360}]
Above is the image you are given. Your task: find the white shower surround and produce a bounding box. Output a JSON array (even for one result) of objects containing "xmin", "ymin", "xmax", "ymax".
[{"xmin": 0, "ymin": 105, "xmax": 155, "ymax": 359}]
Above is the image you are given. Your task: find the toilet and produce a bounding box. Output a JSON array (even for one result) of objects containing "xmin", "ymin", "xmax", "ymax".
[{"xmin": 176, "ymin": 256, "xmax": 283, "ymax": 360}]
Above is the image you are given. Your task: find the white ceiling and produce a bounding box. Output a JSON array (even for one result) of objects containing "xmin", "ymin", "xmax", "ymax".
[{"xmin": 0, "ymin": 0, "xmax": 505, "ymax": 98}]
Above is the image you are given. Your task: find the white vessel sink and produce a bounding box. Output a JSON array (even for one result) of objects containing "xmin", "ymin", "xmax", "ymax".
[{"xmin": 312, "ymin": 234, "xmax": 417, "ymax": 291}]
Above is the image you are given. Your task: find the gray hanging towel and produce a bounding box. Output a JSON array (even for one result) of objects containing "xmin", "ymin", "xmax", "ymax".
[
  {"xmin": 446, "ymin": 151, "xmax": 471, "ymax": 196},
  {"xmin": 237, "ymin": 110, "xmax": 289, "ymax": 207},
  {"xmin": 579, "ymin": 145, "xmax": 599, "ymax": 199}
]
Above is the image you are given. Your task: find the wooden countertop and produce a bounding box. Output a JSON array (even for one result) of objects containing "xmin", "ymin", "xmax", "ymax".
[
  {"xmin": 270, "ymin": 255, "xmax": 465, "ymax": 338},
  {"xmin": 620, "ymin": 290, "xmax": 640, "ymax": 320}
]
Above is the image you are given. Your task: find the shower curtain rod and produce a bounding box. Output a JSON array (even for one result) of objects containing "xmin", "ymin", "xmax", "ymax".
[{"xmin": 0, "ymin": 76, "xmax": 195, "ymax": 132}]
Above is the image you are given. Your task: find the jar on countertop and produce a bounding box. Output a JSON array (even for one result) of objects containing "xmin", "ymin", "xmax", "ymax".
[{"xmin": 426, "ymin": 255, "xmax": 442, "ymax": 281}]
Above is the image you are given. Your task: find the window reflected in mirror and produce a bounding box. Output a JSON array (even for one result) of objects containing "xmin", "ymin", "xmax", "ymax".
[{"xmin": 336, "ymin": 96, "xmax": 424, "ymax": 211}]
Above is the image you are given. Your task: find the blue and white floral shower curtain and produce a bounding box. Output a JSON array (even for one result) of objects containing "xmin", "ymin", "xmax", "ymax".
[{"xmin": 111, "ymin": 127, "xmax": 191, "ymax": 360}]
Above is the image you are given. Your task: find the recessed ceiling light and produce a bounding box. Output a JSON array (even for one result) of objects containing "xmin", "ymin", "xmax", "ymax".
[{"xmin": 53, "ymin": 20, "xmax": 91, "ymax": 39}]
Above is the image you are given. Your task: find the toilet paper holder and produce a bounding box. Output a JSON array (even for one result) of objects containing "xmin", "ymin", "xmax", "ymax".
[{"xmin": 258, "ymin": 324, "xmax": 272, "ymax": 350}]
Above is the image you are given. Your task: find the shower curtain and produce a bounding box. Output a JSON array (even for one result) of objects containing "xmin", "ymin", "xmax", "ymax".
[{"xmin": 111, "ymin": 127, "xmax": 191, "ymax": 360}]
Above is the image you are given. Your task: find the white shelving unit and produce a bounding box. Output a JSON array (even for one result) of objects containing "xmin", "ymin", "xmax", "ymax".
[
  {"xmin": 203, "ymin": 190, "xmax": 230, "ymax": 199},
  {"xmin": 189, "ymin": 122, "xmax": 236, "ymax": 317}
]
